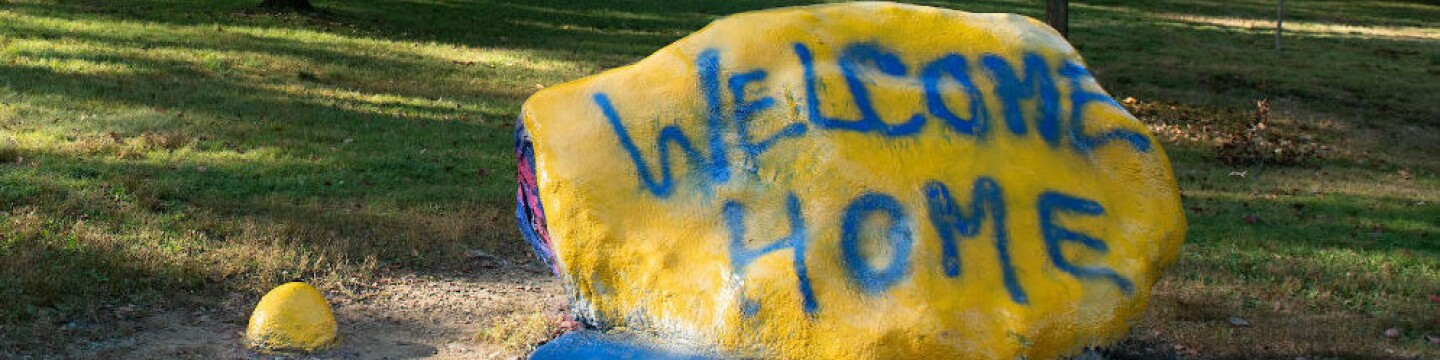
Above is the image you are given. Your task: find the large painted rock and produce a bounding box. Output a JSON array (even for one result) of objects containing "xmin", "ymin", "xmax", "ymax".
[{"xmin": 516, "ymin": 2, "xmax": 1185, "ymax": 359}]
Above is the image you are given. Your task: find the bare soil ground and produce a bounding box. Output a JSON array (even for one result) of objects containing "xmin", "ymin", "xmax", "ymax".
[
  {"xmin": 6, "ymin": 265, "xmax": 1198, "ymax": 359},
  {"xmin": 5, "ymin": 263, "xmax": 564, "ymax": 360}
]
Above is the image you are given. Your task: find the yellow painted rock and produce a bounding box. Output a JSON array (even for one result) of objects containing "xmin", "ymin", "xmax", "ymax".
[
  {"xmin": 245, "ymin": 282, "xmax": 338, "ymax": 353},
  {"xmin": 516, "ymin": 2, "xmax": 1185, "ymax": 359}
]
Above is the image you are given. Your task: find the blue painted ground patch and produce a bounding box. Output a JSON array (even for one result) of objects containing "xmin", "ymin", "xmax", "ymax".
[{"xmin": 529, "ymin": 331, "xmax": 714, "ymax": 360}]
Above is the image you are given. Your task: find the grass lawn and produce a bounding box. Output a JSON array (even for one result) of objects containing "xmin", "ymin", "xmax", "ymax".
[{"xmin": 2, "ymin": 0, "xmax": 1437, "ymax": 358}]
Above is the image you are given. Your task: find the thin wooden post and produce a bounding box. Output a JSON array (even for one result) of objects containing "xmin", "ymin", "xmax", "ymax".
[
  {"xmin": 1275, "ymin": 0, "xmax": 1284, "ymax": 50},
  {"xmin": 1046, "ymin": 0, "xmax": 1069, "ymax": 39}
]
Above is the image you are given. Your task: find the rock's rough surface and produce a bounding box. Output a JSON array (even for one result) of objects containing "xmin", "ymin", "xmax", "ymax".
[
  {"xmin": 246, "ymin": 282, "xmax": 338, "ymax": 353},
  {"xmin": 517, "ymin": 2, "xmax": 1185, "ymax": 358}
]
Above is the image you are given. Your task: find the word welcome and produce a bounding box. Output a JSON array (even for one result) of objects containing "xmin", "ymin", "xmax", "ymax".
[
  {"xmin": 593, "ymin": 42, "xmax": 1147, "ymax": 315},
  {"xmin": 594, "ymin": 42, "xmax": 1151, "ymax": 198}
]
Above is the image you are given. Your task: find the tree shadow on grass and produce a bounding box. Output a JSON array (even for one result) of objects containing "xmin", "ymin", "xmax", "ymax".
[
  {"xmin": 6, "ymin": 0, "xmax": 1043, "ymax": 68},
  {"xmin": 0, "ymin": 9, "xmax": 547, "ymax": 347},
  {"xmin": 1137, "ymin": 189, "xmax": 1439, "ymax": 358},
  {"xmin": 33, "ymin": 0, "xmax": 1435, "ymax": 132},
  {"xmin": 1, "ymin": 141, "xmax": 550, "ymax": 355}
]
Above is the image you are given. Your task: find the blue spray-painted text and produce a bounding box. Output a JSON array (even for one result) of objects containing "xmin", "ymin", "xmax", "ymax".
[{"xmin": 593, "ymin": 44, "xmax": 1142, "ymax": 316}]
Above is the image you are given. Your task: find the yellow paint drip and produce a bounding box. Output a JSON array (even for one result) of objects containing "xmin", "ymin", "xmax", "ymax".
[
  {"xmin": 246, "ymin": 282, "xmax": 338, "ymax": 353},
  {"xmin": 520, "ymin": 2, "xmax": 1185, "ymax": 358}
]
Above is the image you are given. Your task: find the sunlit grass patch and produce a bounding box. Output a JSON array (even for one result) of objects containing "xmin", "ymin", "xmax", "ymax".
[{"xmin": 1154, "ymin": 13, "xmax": 1440, "ymax": 41}]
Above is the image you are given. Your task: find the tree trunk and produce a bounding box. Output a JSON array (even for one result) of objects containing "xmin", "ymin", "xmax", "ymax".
[
  {"xmin": 1045, "ymin": 0, "xmax": 1069, "ymax": 39},
  {"xmin": 260, "ymin": 0, "xmax": 314, "ymax": 11}
]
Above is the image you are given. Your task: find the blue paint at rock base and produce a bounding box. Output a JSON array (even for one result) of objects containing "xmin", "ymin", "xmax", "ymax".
[{"xmin": 529, "ymin": 331, "xmax": 714, "ymax": 360}]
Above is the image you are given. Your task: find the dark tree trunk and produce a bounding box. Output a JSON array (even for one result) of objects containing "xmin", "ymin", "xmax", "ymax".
[
  {"xmin": 260, "ymin": 0, "xmax": 314, "ymax": 11},
  {"xmin": 1045, "ymin": 0, "xmax": 1069, "ymax": 39}
]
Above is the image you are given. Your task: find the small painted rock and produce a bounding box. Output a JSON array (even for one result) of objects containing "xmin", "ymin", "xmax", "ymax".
[
  {"xmin": 516, "ymin": 2, "xmax": 1185, "ymax": 359},
  {"xmin": 246, "ymin": 282, "xmax": 338, "ymax": 353}
]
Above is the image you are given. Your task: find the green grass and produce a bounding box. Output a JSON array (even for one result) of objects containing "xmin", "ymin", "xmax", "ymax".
[{"xmin": 1, "ymin": 0, "xmax": 1436, "ymax": 357}]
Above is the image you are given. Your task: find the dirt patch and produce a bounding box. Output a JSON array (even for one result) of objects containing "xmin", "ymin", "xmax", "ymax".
[
  {"xmin": 4, "ymin": 267, "xmax": 1213, "ymax": 359},
  {"xmin": 32, "ymin": 266, "xmax": 565, "ymax": 359}
]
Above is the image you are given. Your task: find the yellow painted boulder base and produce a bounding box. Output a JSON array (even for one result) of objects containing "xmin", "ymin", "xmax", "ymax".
[
  {"xmin": 518, "ymin": 2, "xmax": 1185, "ymax": 359},
  {"xmin": 245, "ymin": 282, "xmax": 338, "ymax": 353}
]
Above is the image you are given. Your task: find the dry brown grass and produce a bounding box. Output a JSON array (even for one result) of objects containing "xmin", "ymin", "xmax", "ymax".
[{"xmin": 474, "ymin": 304, "xmax": 562, "ymax": 353}]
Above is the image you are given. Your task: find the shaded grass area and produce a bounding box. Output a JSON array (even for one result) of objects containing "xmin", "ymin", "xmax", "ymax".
[{"xmin": 0, "ymin": 0, "xmax": 1436, "ymax": 357}]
